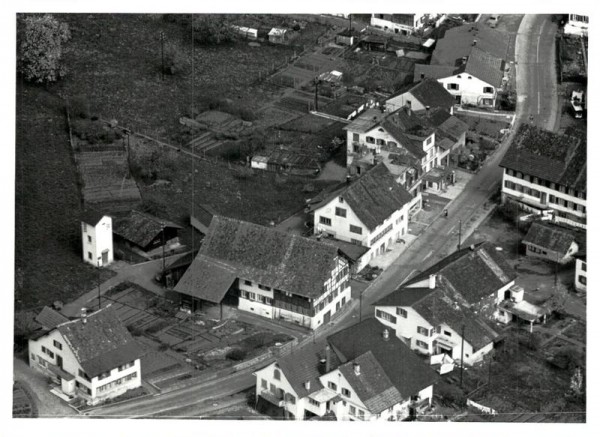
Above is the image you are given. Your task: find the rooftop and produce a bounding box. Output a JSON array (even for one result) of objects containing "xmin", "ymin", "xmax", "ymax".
[
  {"xmin": 523, "ymin": 222, "xmax": 577, "ymax": 256},
  {"xmin": 81, "ymin": 209, "xmax": 107, "ymax": 227},
  {"xmin": 500, "ymin": 124, "xmax": 586, "ymax": 192},
  {"xmin": 405, "ymin": 78, "xmax": 456, "ymax": 111},
  {"xmin": 414, "ymin": 64, "xmax": 458, "ymax": 81},
  {"xmin": 113, "ymin": 210, "xmax": 182, "ymax": 249},
  {"xmin": 57, "ymin": 306, "xmax": 143, "ymax": 378},
  {"xmin": 463, "ymin": 47, "xmax": 505, "ymax": 87},
  {"xmin": 35, "ymin": 306, "xmax": 69, "ymax": 330}
]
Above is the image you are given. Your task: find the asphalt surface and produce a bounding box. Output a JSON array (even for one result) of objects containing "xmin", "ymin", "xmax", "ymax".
[{"xmin": 81, "ymin": 14, "xmax": 563, "ymax": 418}]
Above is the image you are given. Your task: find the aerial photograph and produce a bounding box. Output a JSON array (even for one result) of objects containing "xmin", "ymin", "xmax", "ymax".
[{"xmin": 13, "ymin": 9, "xmax": 587, "ymax": 426}]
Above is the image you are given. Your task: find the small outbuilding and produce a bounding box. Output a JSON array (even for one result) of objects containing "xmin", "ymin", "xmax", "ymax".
[
  {"xmin": 522, "ymin": 222, "xmax": 578, "ymax": 264},
  {"xmin": 81, "ymin": 209, "xmax": 113, "ymax": 267},
  {"xmin": 113, "ymin": 210, "xmax": 182, "ymax": 258},
  {"xmin": 268, "ymin": 28, "xmax": 288, "ymax": 44}
]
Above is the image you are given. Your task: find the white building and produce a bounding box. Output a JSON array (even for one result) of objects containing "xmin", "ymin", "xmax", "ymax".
[
  {"xmin": 311, "ymin": 164, "xmax": 412, "ymax": 272},
  {"xmin": 564, "ymin": 14, "xmax": 588, "ymax": 37},
  {"xmin": 374, "ymin": 242, "xmax": 517, "ymax": 365},
  {"xmin": 385, "ymin": 78, "xmax": 456, "ymax": 114},
  {"xmin": 81, "ymin": 210, "xmax": 113, "ymax": 267},
  {"xmin": 28, "ymin": 305, "xmax": 142, "ymax": 406},
  {"xmin": 500, "ymin": 125, "xmax": 586, "ymax": 230},
  {"xmin": 575, "ymin": 257, "xmax": 586, "ymax": 292},
  {"xmin": 370, "ymin": 14, "xmax": 445, "ymax": 35},
  {"xmin": 174, "ymin": 216, "xmax": 351, "ymax": 330},
  {"xmin": 254, "ymin": 318, "xmax": 437, "ymax": 420}
]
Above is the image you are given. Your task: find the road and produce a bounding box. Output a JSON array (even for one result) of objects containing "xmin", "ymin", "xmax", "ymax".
[{"xmin": 83, "ymin": 15, "xmax": 562, "ymax": 418}]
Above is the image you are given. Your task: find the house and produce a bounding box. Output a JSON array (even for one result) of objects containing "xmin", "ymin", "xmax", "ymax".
[
  {"xmin": 34, "ymin": 306, "xmax": 69, "ymax": 331},
  {"xmin": 81, "ymin": 210, "xmax": 113, "ymax": 267},
  {"xmin": 264, "ymin": 149, "xmax": 321, "ymax": 176},
  {"xmin": 522, "ymin": 222, "xmax": 579, "ymax": 264},
  {"xmin": 564, "ymin": 14, "xmax": 588, "ymax": 37},
  {"xmin": 500, "ymin": 125, "xmax": 586, "ymax": 230},
  {"xmin": 112, "ymin": 210, "xmax": 183, "ymax": 258},
  {"xmin": 254, "ymin": 318, "xmax": 437, "ymax": 421},
  {"xmin": 28, "ymin": 306, "xmax": 143, "ymax": 406},
  {"xmin": 268, "ymin": 28, "xmax": 287, "ymax": 44},
  {"xmin": 370, "ymin": 14, "xmax": 446, "ymax": 35},
  {"xmin": 250, "ymin": 155, "xmax": 269, "ymax": 170},
  {"xmin": 373, "ymin": 273, "xmax": 500, "ymax": 366},
  {"xmin": 495, "ymin": 285, "xmax": 548, "ymax": 332},
  {"xmin": 190, "ymin": 203, "xmax": 217, "ymax": 235},
  {"xmin": 415, "ymin": 23, "xmax": 510, "ymax": 107},
  {"xmin": 311, "ymin": 164, "xmax": 413, "ymax": 272},
  {"xmin": 231, "ymin": 25, "xmax": 258, "ymax": 40},
  {"xmin": 574, "ymin": 256, "xmax": 586, "ymax": 293},
  {"xmin": 174, "ymin": 216, "xmax": 351, "ymax": 330},
  {"xmin": 386, "ymin": 78, "xmax": 457, "ymax": 114},
  {"xmin": 336, "ymin": 28, "xmax": 360, "ymax": 46}
]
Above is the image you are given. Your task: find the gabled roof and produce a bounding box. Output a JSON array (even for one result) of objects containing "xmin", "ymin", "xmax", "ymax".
[
  {"xmin": 81, "ymin": 209, "xmax": 107, "ymax": 227},
  {"xmin": 464, "ymin": 47, "xmax": 505, "ymax": 87},
  {"xmin": 327, "ymin": 318, "xmax": 438, "ymax": 398},
  {"xmin": 338, "ymin": 351, "xmax": 404, "ymax": 414},
  {"xmin": 276, "ymin": 342, "xmax": 342, "ymax": 399},
  {"xmin": 404, "ymin": 78, "xmax": 456, "ymax": 111},
  {"xmin": 173, "ymin": 255, "xmax": 237, "ymax": 303},
  {"xmin": 414, "ymin": 64, "xmax": 458, "ymax": 81},
  {"xmin": 380, "ymin": 119, "xmax": 426, "ymax": 159},
  {"xmin": 404, "ymin": 242, "xmax": 517, "ymax": 304},
  {"xmin": 176, "ymin": 216, "xmax": 341, "ymax": 300},
  {"xmin": 500, "ymin": 124, "xmax": 586, "ymax": 192},
  {"xmin": 431, "ymin": 23, "xmax": 509, "ymax": 65},
  {"xmin": 315, "ymin": 164, "xmax": 413, "ymax": 231},
  {"xmin": 35, "ymin": 306, "xmax": 69, "ymax": 330},
  {"xmin": 523, "ymin": 222, "xmax": 577, "ymax": 256},
  {"xmin": 344, "ymin": 108, "xmax": 387, "ymax": 134},
  {"xmin": 113, "ymin": 210, "xmax": 182, "ymax": 249},
  {"xmin": 57, "ymin": 306, "xmax": 143, "ymax": 378},
  {"xmin": 191, "ymin": 203, "xmax": 217, "ymax": 232}
]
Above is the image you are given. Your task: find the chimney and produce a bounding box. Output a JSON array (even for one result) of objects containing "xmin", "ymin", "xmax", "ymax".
[
  {"xmin": 429, "ymin": 274, "xmax": 436, "ymax": 289},
  {"xmin": 353, "ymin": 362, "xmax": 361, "ymax": 376},
  {"xmin": 470, "ymin": 244, "xmax": 475, "ymax": 251},
  {"xmin": 425, "ymin": 105, "xmax": 430, "ymax": 112},
  {"xmin": 382, "ymin": 328, "xmax": 390, "ymax": 340},
  {"xmin": 81, "ymin": 308, "xmax": 87, "ymax": 324},
  {"xmin": 304, "ymin": 380, "xmax": 311, "ymax": 390},
  {"xmin": 325, "ymin": 345, "xmax": 332, "ymax": 373},
  {"xmin": 472, "ymin": 39, "xmax": 477, "ymax": 46}
]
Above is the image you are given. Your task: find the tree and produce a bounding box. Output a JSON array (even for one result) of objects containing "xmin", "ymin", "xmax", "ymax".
[
  {"xmin": 163, "ymin": 41, "xmax": 186, "ymax": 76},
  {"xmin": 17, "ymin": 14, "xmax": 71, "ymax": 83},
  {"xmin": 191, "ymin": 15, "xmax": 234, "ymax": 45}
]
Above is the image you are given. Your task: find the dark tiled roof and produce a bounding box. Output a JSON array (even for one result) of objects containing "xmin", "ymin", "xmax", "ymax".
[
  {"xmin": 277, "ymin": 342, "xmax": 342, "ymax": 399},
  {"xmin": 321, "ymin": 238, "xmax": 369, "ymax": 263},
  {"xmin": 191, "ymin": 203, "xmax": 217, "ymax": 232},
  {"xmin": 380, "ymin": 119, "xmax": 426, "ymax": 159},
  {"xmin": 414, "ymin": 64, "xmax": 458, "ymax": 81},
  {"xmin": 338, "ymin": 351, "xmax": 404, "ymax": 414},
  {"xmin": 373, "ymin": 287, "xmax": 435, "ymax": 307},
  {"xmin": 321, "ymin": 164, "xmax": 413, "ymax": 231},
  {"xmin": 406, "ymin": 78, "xmax": 456, "ymax": 111},
  {"xmin": 57, "ymin": 306, "xmax": 143, "ymax": 378},
  {"xmin": 35, "ymin": 306, "xmax": 69, "ymax": 330},
  {"xmin": 432, "ymin": 23, "xmax": 509, "ymax": 65},
  {"xmin": 388, "ymin": 106, "xmax": 435, "ymax": 138},
  {"xmin": 81, "ymin": 209, "xmax": 106, "ymax": 226},
  {"xmin": 523, "ymin": 222, "xmax": 576, "ymax": 256},
  {"xmin": 173, "ymin": 255, "xmax": 237, "ymax": 303},
  {"xmin": 500, "ymin": 124, "xmax": 586, "ymax": 192},
  {"xmin": 405, "ymin": 242, "xmax": 517, "ymax": 304},
  {"xmin": 165, "ymin": 250, "xmax": 198, "ymax": 272},
  {"xmin": 464, "ymin": 47, "xmax": 505, "ymax": 87},
  {"xmin": 179, "ymin": 216, "xmax": 341, "ymax": 299},
  {"xmin": 327, "ymin": 318, "xmax": 438, "ymax": 398},
  {"xmin": 113, "ymin": 210, "xmax": 182, "ymax": 249}
]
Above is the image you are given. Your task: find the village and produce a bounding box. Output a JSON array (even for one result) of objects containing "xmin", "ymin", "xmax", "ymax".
[{"xmin": 14, "ymin": 12, "xmax": 587, "ymax": 423}]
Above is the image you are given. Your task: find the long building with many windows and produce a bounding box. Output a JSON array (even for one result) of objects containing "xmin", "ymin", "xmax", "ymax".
[{"xmin": 500, "ymin": 125, "xmax": 586, "ymax": 229}]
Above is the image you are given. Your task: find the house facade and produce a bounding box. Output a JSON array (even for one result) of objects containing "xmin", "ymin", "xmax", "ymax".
[
  {"xmin": 500, "ymin": 125, "xmax": 586, "ymax": 230},
  {"xmin": 28, "ymin": 306, "xmax": 142, "ymax": 406},
  {"xmin": 575, "ymin": 257, "xmax": 586, "ymax": 292},
  {"xmin": 81, "ymin": 211, "xmax": 113, "ymax": 267},
  {"xmin": 312, "ymin": 164, "xmax": 412, "ymax": 272},
  {"xmin": 386, "ymin": 78, "xmax": 456, "ymax": 114},
  {"xmin": 370, "ymin": 14, "xmax": 445, "ymax": 35},
  {"xmin": 564, "ymin": 14, "xmax": 588, "ymax": 37},
  {"xmin": 436, "ymin": 71, "xmax": 498, "ymax": 107},
  {"xmin": 522, "ymin": 222, "xmax": 579, "ymax": 264}
]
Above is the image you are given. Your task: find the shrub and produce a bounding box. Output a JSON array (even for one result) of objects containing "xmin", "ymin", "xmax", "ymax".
[
  {"xmin": 437, "ymin": 384, "xmax": 467, "ymax": 406},
  {"xmin": 550, "ymin": 346, "xmax": 583, "ymax": 370},
  {"xmin": 127, "ymin": 326, "xmax": 144, "ymax": 337},
  {"xmin": 192, "ymin": 15, "xmax": 235, "ymax": 45},
  {"xmin": 226, "ymin": 348, "xmax": 247, "ymax": 361},
  {"xmin": 158, "ymin": 343, "xmax": 169, "ymax": 352},
  {"xmin": 69, "ymin": 95, "xmax": 91, "ymax": 119}
]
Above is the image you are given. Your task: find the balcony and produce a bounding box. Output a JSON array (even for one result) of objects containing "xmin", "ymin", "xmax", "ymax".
[{"xmin": 260, "ymin": 390, "xmax": 285, "ymax": 407}]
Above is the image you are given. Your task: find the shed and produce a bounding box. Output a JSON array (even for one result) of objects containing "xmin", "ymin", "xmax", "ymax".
[
  {"xmin": 113, "ymin": 210, "xmax": 182, "ymax": 254},
  {"xmin": 251, "ymin": 155, "xmax": 269, "ymax": 170},
  {"xmin": 268, "ymin": 28, "xmax": 288, "ymax": 44}
]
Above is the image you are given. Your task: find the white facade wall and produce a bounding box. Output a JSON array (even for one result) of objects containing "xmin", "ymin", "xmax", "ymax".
[
  {"xmin": 82, "ymin": 216, "xmax": 113, "ymax": 267},
  {"xmin": 437, "ymin": 73, "xmax": 497, "ymax": 107},
  {"xmin": 564, "ymin": 14, "xmax": 588, "ymax": 36},
  {"xmin": 255, "ymin": 363, "xmax": 306, "ymax": 420},
  {"xmin": 370, "ymin": 15, "xmax": 425, "ymax": 35},
  {"xmin": 29, "ymin": 330, "xmax": 141, "ymax": 405},
  {"xmin": 575, "ymin": 258, "xmax": 587, "ymax": 292}
]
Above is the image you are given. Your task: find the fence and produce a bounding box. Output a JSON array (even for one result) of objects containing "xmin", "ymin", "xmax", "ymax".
[{"xmin": 466, "ymin": 399, "xmax": 497, "ymax": 416}]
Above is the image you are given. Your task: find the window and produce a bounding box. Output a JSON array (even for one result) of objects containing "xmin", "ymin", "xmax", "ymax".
[
  {"xmin": 247, "ymin": 292, "xmax": 256, "ymax": 300},
  {"xmin": 376, "ymin": 138, "xmax": 386, "ymax": 146},
  {"xmin": 447, "ymin": 83, "xmax": 459, "ymax": 90},
  {"xmin": 118, "ymin": 361, "xmax": 134, "ymax": 372},
  {"xmin": 339, "ymin": 196, "xmax": 344, "ymax": 203},
  {"xmin": 342, "ymin": 388, "xmax": 351, "ymax": 397},
  {"xmin": 426, "ymin": 136, "xmax": 433, "ymax": 146},
  {"xmin": 417, "ymin": 326, "xmax": 429, "ymax": 336},
  {"xmin": 87, "ymin": 235, "xmax": 92, "ymax": 243},
  {"xmin": 349, "ymin": 405, "xmax": 356, "ymax": 415},
  {"xmin": 88, "ymin": 252, "xmax": 92, "ymax": 260},
  {"xmin": 468, "ymin": 76, "xmax": 472, "ymax": 79},
  {"xmin": 559, "ymin": 185, "xmax": 566, "ymax": 193},
  {"xmin": 98, "ymin": 370, "xmax": 111, "ymax": 381},
  {"xmin": 443, "ymin": 330, "xmax": 452, "ymax": 336},
  {"xmin": 78, "ymin": 369, "xmax": 91, "ymax": 381},
  {"xmin": 309, "ymin": 398, "xmax": 320, "ymax": 407},
  {"xmin": 457, "ymin": 75, "xmax": 462, "ymax": 79},
  {"xmin": 258, "ymin": 284, "xmax": 271, "ymax": 291},
  {"xmin": 352, "ymin": 133, "xmax": 359, "ymax": 142},
  {"xmin": 335, "ymin": 207, "xmax": 347, "ymax": 218},
  {"xmin": 244, "ymin": 280, "xmax": 252, "ymax": 286},
  {"xmin": 287, "ymin": 394, "xmax": 296, "ymax": 405},
  {"xmin": 350, "ymin": 225, "xmax": 362, "ymax": 235},
  {"xmin": 328, "ymin": 382, "xmax": 337, "ymax": 391},
  {"xmin": 351, "ymin": 238, "xmax": 361, "ymax": 245},
  {"xmin": 358, "ymin": 409, "xmax": 365, "ymax": 420},
  {"xmin": 504, "ymin": 180, "xmax": 515, "ymax": 190},
  {"xmin": 320, "ymin": 216, "xmax": 332, "ymax": 226},
  {"xmin": 376, "ymin": 309, "xmax": 397, "ymax": 324},
  {"xmin": 549, "ymin": 194, "xmax": 556, "ymax": 203},
  {"xmin": 261, "ymin": 379, "xmax": 267, "ymax": 389},
  {"xmin": 482, "ymin": 98, "xmax": 493, "ymax": 106},
  {"xmin": 581, "ymin": 262, "xmax": 586, "ymax": 272},
  {"xmin": 415, "ymin": 340, "xmax": 428, "ymax": 349},
  {"xmin": 274, "ymin": 369, "xmax": 281, "ymax": 380},
  {"xmin": 83, "ymin": 223, "xmax": 88, "ymax": 232},
  {"xmin": 483, "ymin": 86, "xmax": 494, "ymax": 94},
  {"xmin": 579, "ymin": 275, "xmax": 586, "ymax": 285},
  {"xmin": 366, "ymin": 136, "xmax": 375, "ymax": 144},
  {"xmin": 53, "ymin": 340, "xmax": 62, "ymax": 350},
  {"xmin": 41, "ymin": 346, "xmax": 54, "ymax": 359},
  {"xmin": 396, "ymin": 308, "xmax": 407, "ymax": 318}
]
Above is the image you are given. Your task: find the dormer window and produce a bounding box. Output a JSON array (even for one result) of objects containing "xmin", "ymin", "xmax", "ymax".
[
  {"xmin": 457, "ymin": 75, "xmax": 462, "ymax": 79},
  {"xmin": 339, "ymin": 196, "xmax": 344, "ymax": 203}
]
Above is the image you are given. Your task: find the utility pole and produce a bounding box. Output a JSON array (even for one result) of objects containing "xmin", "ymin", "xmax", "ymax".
[
  {"xmin": 349, "ymin": 14, "xmax": 352, "ymax": 31},
  {"xmin": 457, "ymin": 219, "xmax": 462, "ymax": 250},
  {"xmin": 460, "ymin": 324, "xmax": 465, "ymax": 388},
  {"xmin": 161, "ymin": 224, "xmax": 166, "ymax": 275},
  {"xmin": 97, "ymin": 257, "xmax": 102, "ymax": 309},
  {"xmin": 314, "ymin": 77, "xmax": 320, "ymax": 111},
  {"xmin": 160, "ymin": 31, "xmax": 165, "ymax": 81},
  {"xmin": 488, "ymin": 353, "xmax": 493, "ymax": 385},
  {"xmin": 359, "ymin": 291, "xmax": 363, "ymax": 322}
]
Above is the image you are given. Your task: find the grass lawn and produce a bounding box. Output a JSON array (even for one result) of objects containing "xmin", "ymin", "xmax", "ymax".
[{"xmin": 15, "ymin": 82, "xmax": 116, "ymax": 311}]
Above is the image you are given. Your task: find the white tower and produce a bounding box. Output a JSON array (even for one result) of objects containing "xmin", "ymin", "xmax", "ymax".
[{"xmin": 81, "ymin": 210, "xmax": 113, "ymax": 267}]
